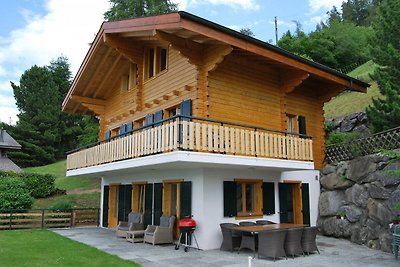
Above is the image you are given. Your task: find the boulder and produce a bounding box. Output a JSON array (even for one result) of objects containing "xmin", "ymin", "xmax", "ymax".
[
  {"xmin": 350, "ymin": 224, "xmax": 368, "ymax": 244},
  {"xmin": 368, "ymin": 181, "xmax": 392, "ymax": 199},
  {"xmin": 345, "ymin": 184, "xmax": 369, "ymax": 208},
  {"xmin": 367, "ymin": 199, "xmax": 393, "ymax": 226},
  {"xmin": 320, "ymin": 173, "xmax": 354, "ymax": 190},
  {"xmin": 366, "ymin": 219, "xmax": 384, "ymax": 240},
  {"xmin": 321, "ymin": 216, "xmax": 351, "ymax": 237},
  {"xmin": 344, "ymin": 205, "xmax": 363, "ymax": 223},
  {"xmin": 380, "ymin": 233, "xmax": 393, "ymax": 253},
  {"xmin": 363, "ymin": 171, "xmax": 383, "ymax": 184},
  {"xmin": 321, "ymin": 164, "xmax": 336, "ymax": 175},
  {"xmin": 347, "ymin": 156, "xmax": 377, "ymax": 183},
  {"xmin": 353, "ymin": 124, "xmax": 370, "ymax": 138},
  {"xmin": 319, "ymin": 191, "xmax": 346, "ymax": 216},
  {"xmin": 387, "ymin": 188, "xmax": 400, "ymax": 214},
  {"xmin": 379, "ymin": 161, "xmax": 400, "ymax": 187},
  {"xmin": 340, "ymin": 118, "xmax": 357, "ymax": 132},
  {"xmin": 336, "ymin": 161, "xmax": 349, "ymax": 176},
  {"xmin": 357, "ymin": 112, "xmax": 368, "ymax": 123}
]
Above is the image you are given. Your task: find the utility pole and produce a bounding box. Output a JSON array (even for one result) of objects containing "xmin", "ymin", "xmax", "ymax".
[{"xmin": 275, "ymin": 16, "xmax": 278, "ymax": 46}]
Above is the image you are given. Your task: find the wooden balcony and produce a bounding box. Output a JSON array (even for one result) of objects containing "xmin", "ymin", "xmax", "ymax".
[{"xmin": 66, "ymin": 116, "xmax": 313, "ymax": 171}]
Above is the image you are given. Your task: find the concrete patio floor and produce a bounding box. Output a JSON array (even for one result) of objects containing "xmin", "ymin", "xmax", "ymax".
[{"xmin": 53, "ymin": 227, "xmax": 398, "ymax": 267}]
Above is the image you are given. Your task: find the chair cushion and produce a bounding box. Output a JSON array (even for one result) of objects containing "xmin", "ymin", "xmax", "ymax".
[
  {"xmin": 160, "ymin": 216, "xmax": 170, "ymax": 227},
  {"xmin": 128, "ymin": 213, "xmax": 141, "ymax": 224},
  {"xmin": 118, "ymin": 226, "xmax": 129, "ymax": 231},
  {"xmin": 146, "ymin": 232, "xmax": 155, "ymax": 236}
]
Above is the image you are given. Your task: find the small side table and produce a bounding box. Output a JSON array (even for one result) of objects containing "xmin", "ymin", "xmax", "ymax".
[{"xmin": 126, "ymin": 230, "xmax": 145, "ymax": 243}]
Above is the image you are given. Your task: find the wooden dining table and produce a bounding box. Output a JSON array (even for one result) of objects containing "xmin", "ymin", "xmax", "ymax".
[{"xmin": 229, "ymin": 223, "xmax": 306, "ymax": 258}]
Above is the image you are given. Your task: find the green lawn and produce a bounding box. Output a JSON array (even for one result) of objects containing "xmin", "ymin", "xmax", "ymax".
[
  {"xmin": 33, "ymin": 192, "xmax": 101, "ymax": 209},
  {"xmin": 0, "ymin": 229, "xmax": 138, "ymax": 267},
  {"xmin": 324, "ymin": 61, "xmax": 383, "ymax": 119}
]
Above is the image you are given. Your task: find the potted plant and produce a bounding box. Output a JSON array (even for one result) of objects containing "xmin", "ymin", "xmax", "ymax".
[{"xmin": 337, "ymin": 210, "xmax": 346, "ymax": 220}]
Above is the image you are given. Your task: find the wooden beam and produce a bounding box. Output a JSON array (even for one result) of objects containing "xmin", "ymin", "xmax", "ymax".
[
  {"xmin": 103, "ymin": 33, "xmax": 143, "ymax": 64},
  {"xmin": 70, "ymin": 95, "xmax": 106, "ymax": 106},
  {"xmin": 93, "ymin": 54, "xmax": 122, "ymax": 98},
  {"xmin": 280, "ymin": 71, "xmax": 310, "ymax": 94},
  {"xmin": 155, "ymin": 30, "xmax": 203, "ymax": 65},
  {"xmin": 81, "ymin": 47, "xmax": 112, "ymax": 96},
  {"xmin": 81, "ymin": 103, "xmax": 105, "ymax": 115},
  {"xmin": 203, "ymin": 44, "xmax": 233, "ymax": 73}
]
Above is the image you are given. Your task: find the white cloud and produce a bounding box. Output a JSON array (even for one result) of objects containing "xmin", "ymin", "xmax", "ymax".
[
  {"xmin": 0, "ymin": 106, "xmax": 18, "ymax": 125},
  {"xmin": 308, "ymin": 0, "xmax": 343, "ymax": 13},
  {"xmin": 0, "ymin": 94, "xmax": 16, "ymax": 107},
  {"xmin": 175, "ymin": 0, "xmax": 260, "ymax": 11}
]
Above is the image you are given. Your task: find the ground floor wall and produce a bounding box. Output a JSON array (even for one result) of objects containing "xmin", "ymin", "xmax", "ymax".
[{"xmin": 99, "ymin": 167, "xmax": 320, "ymax": 250}]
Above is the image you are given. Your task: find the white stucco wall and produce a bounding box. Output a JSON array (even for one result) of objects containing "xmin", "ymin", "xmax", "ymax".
[{"xmin": 98, "ymin": 166, "xmax": 320, "ymax": 250}]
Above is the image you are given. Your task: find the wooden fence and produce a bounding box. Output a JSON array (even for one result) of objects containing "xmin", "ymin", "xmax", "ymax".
[
  {"xmin": 67, "ymin": 116, "xmax": 313, "ymax": 170},
  {"xmin": 326, "ymin": 126, "xmax": 400, "ymax": 163},
  {"xmin": 0, "ymin": 208, "xmax": 99, "ymax": 230}
]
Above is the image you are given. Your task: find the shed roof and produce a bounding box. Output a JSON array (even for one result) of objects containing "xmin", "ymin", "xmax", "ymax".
[
  {"xmin": 0, "ymin": 129, "xmax": 21, "ymax": 150},
  {"xmin": 0, "ymin": 157, "xmax": 22, "ymax": 172}
]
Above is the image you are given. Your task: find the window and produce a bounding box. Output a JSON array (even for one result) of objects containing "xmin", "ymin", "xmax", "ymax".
[
  {"xmin": 121, "ymin": 74, "xmax": 130, "ymax": 91},
  {"xmin": 132, "ymin": 183, "xmax": 146, "ymax": 214},
  {"xmin": 286, "ymin": 114, "xmax": 307, "ymax": 136},
  {"xmin": 287, "ymin": 114, "xmax": 296, "ymax": 134},
  {"xmin": 223, "ymin": 180, "xmax": 275, "ymax": 218},
  {"xmin": 134, "ymin": 118, "xmax": 145, "ymax": 128},
  {"xmin": 145, "ymin": 46, "xmax": 168, "ymax": 80}
]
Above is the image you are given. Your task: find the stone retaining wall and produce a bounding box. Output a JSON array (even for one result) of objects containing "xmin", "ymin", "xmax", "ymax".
[
  {"xmin": 326, "ymin": 112, "xmax": 370, "ymax": 137},
  {"xmin": 317, "ymin": 152, "xmax": 400, "ymax": 252}
]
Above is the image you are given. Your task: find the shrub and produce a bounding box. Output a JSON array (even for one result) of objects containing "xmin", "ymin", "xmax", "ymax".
[
  {"xmin": 0, "ymin": 178, "xmax": 33, "ymax": 210},
  {"xmin": 23, "ymin": 173, "xmax": 56, "ymax": 198},
  {"xmin": 0, "ymin": 171, "xmax": 56, "ymax": 198},
  {"xmin": 326, "ymin": 132, "xmax": 361, "ymax": 145},
  {"xmin": 49, "ymin": 200, "xmax": 72, "ymax": 211}
]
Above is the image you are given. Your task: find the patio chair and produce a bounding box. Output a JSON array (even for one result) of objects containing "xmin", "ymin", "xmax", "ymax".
[
  {"xmin": 238, "ymin": 221, "xmax": 257, "ymax": 256},
  {"xmin": 220, "ymin": 223, "xmax": 242, "ymax": 252},
  {"xmin": 144, "ymin": 215, "xmax": 175, "ymax": 245},
  {"xmin": 258, "ymin": 229, "xmax": 287, "ymax": 261},
  {"xmin": 284, "ymin": 228, "xmax": 304, "ymax": 258},
  {"xmin": 116, "ymin": 212, "xmax": 144, "ymax": 238},
  {"xmin": 301, "ymin": 226, "xmax": 320, "ymax": 255},
  {"xmin": 393, "ymin": 233, "xmax": 400, "ymax": 259},
  {"xmin": 256, "ymin": 220, "xmax": 276, "ymax": 225}
]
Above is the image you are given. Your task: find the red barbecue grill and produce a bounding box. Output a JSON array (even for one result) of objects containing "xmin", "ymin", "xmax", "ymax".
[{"xmin": 175, "ymin": 218, "xmax": 199, "ymax": 252}]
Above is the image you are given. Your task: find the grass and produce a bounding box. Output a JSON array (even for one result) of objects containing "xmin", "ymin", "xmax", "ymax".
[
  {"xmin": 0, "ymin": 229, "xmax": 138, "ymax": 267},
  {"xmin": 33, "ymin": 192, "xmax": 101, "ymax": 209},
  {"xmin": 24, "ymin": 160, "xmax": 101, "ymax": 209},
  {"xmin": 324, "ymin": 61, "xmax": 383, "ymax": 119},
  {"xmin": 24, "ymin": 160, "xmax": 100, "ymax": 191}
]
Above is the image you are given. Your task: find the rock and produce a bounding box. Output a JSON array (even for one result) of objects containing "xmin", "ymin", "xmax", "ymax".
[
  {"xmin": 380, "ymin": 233, "xmax": 393, "ymax": 253},
  {"xmin": 336, "ymin": 161, "xmax": 349, "ymax": 176},
  {"xmin": 377, "ymin": 161, "xmax": 389, "ymax": 170},
  {"xmin": 340, "ymin": 118, "xmax": 357, "ymax": 132},
  {"xmin": 366, "ymin": 219, "xmax": 384, "ymax": 240},
  {"xmin": 344, "ymin": 205, "xmax": 363, "ymax": 223},
  {"xmin": 353, "ymin": 124, "xmax": 370, "ymax": 138},
  {"xmin": 332, "ymin": 117, "xmax": 343, "ymax": 129},
  {"xmin": 321, "ymin": 216, "xmax": 351, "ymax": 237},
  {"xmin": 363, "ymin": 171, "xmax": 383, "ymax": 184},
  {"xmin": 379, "ymin": 161, "xmax": 400, "ymax": 187},
  {"xmin": 351, "ymin": 224, "xmax": 368, "ymax": 244},
  {"xmin": 367, "ymin": 199, "xmax": 393, "ymax": 226},
  {"xmin": 347, "ymin": 156, "xmax": 377, "ymax": 183},
  {"xmin": 319, "ymin": 191, "xmax": 346, "ymax": 216},
  {"xmin": 369, "ymin": 181, "xmax": 392, "ymax": 199},
  {"xmin": 345, "ymin": 184, "xmax": 369, "ymax": 208},
  {"xmin": 387, "ymin": 188, "xmax": 400, "ymax": 214},
  {"xmin": 348, "ymin": 113, "xmax": 359, "ymax": 120},
  {"xmin": 357, "ymin": 112, "xmax": 368, "ymax": 123},
  {"xmin": 367, "ymin": 239, "xmax": 380, "ymax": 250},
  {"xmin": 321, "ymin": 164, "xmax": 336, "ymax": 175},
  {"xmin": 320, "ymin": 173, "xmax": 354, "ymax": 190}
]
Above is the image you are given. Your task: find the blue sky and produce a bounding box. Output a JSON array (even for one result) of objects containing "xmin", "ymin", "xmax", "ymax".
[{"xmin": 0, "ymin": 0, "xmax": 344, "ymax": 124}]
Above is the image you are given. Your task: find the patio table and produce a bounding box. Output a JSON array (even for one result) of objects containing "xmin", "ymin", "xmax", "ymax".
[{"xmin": 230, "ymin": 223, "xmax": 306, "ymax": 258}]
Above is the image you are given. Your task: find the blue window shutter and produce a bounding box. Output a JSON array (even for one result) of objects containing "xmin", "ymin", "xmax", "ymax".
[
  {"xmin": 145, "ymin": 114, "xmax": 154, "ymax": 126},
  {"xmin": 119, "ymin": 124, "xmax": 126, "ymax": 137},
  {"xmin": 154, "ymin": 110, "xmax": 163, "ymax": 127},
  {"xmin": 126, "ymin": 122, "xmax": 133, "ymax": 135},
  {"xmin": 180, "ymin": 99, "xmax": 192, "ymax": 118},
  {"xmin": 105, "ymin": 130, "xmax": 111, "ymax": 140}
]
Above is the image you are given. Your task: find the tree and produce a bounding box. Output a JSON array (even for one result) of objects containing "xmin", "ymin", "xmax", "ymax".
[
  {"xmin": 239, "ymin": 28, "xmax": 254, "ymax": 37},
  {"xmin": 342, "ymin": 0, "xmax": 381, "ymax": 26},
  {"xmin": 366, "ymin": 0, "xmax": 400, "ymax": 132},
  {"xmin": 104, "ymin": 0, "xmax": 178, "ymax": 21}
]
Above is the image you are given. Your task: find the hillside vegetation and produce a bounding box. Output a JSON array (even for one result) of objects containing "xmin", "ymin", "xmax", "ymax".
[
  {"xmin": 24, "ymin": 160, "xmax": 100, "ymax": 209},
  {"xmin": 324, "ymin": 61, "xmax": 382, "ymax": 119}
]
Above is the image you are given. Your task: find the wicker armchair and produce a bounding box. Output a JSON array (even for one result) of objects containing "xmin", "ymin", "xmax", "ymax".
[
  {"xmin": 284, "ymin": 228, "xmax": 304, "ymax": 258},
  {"xmin": 256, "ymin": 220, "xmax": 276, "ymax": 225},
  {"xmin": 144, "ymin": 215, "xmax": 175, "ymax": 245},
  {"xmin": 220, "ymin": 223, "xmax": 241, "ymax": 252},
  {"xmin": 258, "ymin": 229, "xmax": 287, "ymax": 261},
  {"xmin": 116, "ymin": 212, "xmax": 144, "ymax": 237},
  {"xmin": 238, "ymin": 221, "xmax": 257, "ymax": 256}
]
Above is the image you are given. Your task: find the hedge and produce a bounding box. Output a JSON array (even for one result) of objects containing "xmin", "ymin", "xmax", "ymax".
[{"xmin": 0, "ymin": 177, "xmax": 33, "ymax": 210}]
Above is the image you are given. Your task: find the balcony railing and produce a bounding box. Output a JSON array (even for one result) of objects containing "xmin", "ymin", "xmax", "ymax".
[{"xmin": 66, "ymin": 116, "xmax": 313, "ymax": 171}]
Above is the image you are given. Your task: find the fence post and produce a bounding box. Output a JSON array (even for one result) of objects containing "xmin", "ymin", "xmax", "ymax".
[
  {"xmin": 97, "ymin": 208, "xmax": 100, "ymax": 227},
  {"xmin": 70, "ymin": 209, "xmax": 74, "ymax": 227},
  {"xmin": 41, "ymin": 209, "xmax": 45, "ymax": 228},
  {"xmin": 9, "ymin": 211, "xmax": 12, "ymax": 230}
]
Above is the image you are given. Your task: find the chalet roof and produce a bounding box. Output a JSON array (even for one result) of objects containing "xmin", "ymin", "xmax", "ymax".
[
  {"xmin": 62, "ymin": 11, "xmax": 370, "ymax": 115},
  {"xmin": 0, "ymin": 157, "xmax": 22, "ymax": 172},
  {"xmin": 0, "ymin": 129, "xmax": 21, "ymax": 150}
]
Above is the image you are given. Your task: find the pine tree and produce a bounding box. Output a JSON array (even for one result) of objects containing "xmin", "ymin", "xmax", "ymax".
[
  {"xmin": 366, "ymin": 0, "xmax": 400, "ymax": 132},
  {"xmin": 104, "ymin": 0, "xmax": 177, "ymax": 21}
]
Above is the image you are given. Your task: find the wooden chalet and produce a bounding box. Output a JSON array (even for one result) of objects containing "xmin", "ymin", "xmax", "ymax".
[{"xmin": 62, "ymin": 12, "xmax": 369, "ymax": 250}]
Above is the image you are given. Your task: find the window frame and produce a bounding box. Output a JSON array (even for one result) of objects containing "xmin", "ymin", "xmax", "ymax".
[
  {"xmin": 145, "ymin": 46, "xmax": 168, "ymax": 80},
  {"xmin": 234, "ymin": 179, "xmax": 263, "ymax": 218}
]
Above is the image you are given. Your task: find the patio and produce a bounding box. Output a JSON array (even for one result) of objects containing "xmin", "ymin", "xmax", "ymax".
[{"xmin": 53, "ymin": 227, "xmax": 398, "ymax": 267}]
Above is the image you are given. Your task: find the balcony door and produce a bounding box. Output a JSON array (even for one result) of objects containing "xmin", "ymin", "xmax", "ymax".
[{"xmin": 107, "ymin": 184, "xmax": 119, "ymax": 227}]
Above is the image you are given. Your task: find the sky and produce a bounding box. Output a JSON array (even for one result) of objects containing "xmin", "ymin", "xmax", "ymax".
[{"xmin": 0, "ymin": 0, "xmax": 345, "ymax": 125}]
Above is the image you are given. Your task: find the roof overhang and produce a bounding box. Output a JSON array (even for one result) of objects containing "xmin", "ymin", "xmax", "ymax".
[{"xmin": 62, "ymin": 11, "xmax": 369, "ymax": 115}]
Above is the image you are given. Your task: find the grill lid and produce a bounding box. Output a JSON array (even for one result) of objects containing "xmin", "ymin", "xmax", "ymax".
[{"xmin": 179, "ymin": 218, "xmax": 196, "ymax": 227}]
